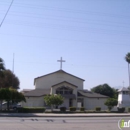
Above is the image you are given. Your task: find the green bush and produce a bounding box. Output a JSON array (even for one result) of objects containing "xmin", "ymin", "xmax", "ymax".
[
  {"xmin": 86, "ymin": 110, "xmax": 108, "ymax": 113},
  {"xmin": 60, "ymin": 107, "xmax": 66, "ymax": 112},
  {"xmin": 69, "ymin": 107, "xmax": 76, "ymax": 112},
  {"xmin": 117, "ymin": 107, "xmax": 125, "ymax": 113},
  {"xmin": 80, "ymin": 107, "xmax": 85, "ymax": 111},
  {"xmin": 128, "ymin": 108, "xmax": 130, "ymax": 113},
  {"xmin": 17, "ymin": 107, "xmax": 46, "ymax": 113},
  {"xmin": 105, "ymin": 98, "xmax": 117, "ymax": 111},
  {"xmin": 95, "ymin": 107, "xmax": 101, "ymax": 111},
  {"xmin": 108, "ymin": 106, "xmax": 112, "ymax": 111}
]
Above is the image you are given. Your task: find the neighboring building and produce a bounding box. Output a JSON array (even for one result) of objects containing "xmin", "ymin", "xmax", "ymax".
[
  {"xmin": 117, "ymin": 87, "xmax": 130, "ymax": 108},
  {"xmin": 21, "ymin": 89, "xmax": 33, "ymax": 94},
  {"xmin": 22, "ymin": 69, "xmax": 108, "ymax": 110}
]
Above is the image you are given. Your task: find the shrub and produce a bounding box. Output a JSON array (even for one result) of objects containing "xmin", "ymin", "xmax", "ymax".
[
  {"xmin": 117, "ymin": 107, "xmax": 125, "ymax": 113},
  {"xmin": 60, "ymin": 107, "xmax": 66, "ymax": 112},
  {"xmin": 104, "ymin": 98, "xmax": 118, "ymax": 111},
  {"xmin": 108, "ymin": 106, "xmax": 112, "ymax": 111},
  {"xmin": 69, "ymin": 107, "xmax": 76, "ymax": 112},
  {"xmin": 95, "ymin": 107, "xmax": 101, "ymax": 111},
  {"xmin": 17, "ymin": 107, "xmax": 46, "ymax": 113},
  {"xmin": 128, "ymin": 108, "xmax": 130, "ymax": 113},
  {"xmin": 44, "ymin": 94, "xmax": 64, "ymax": 111},
  {"xmin": 80, "ymin": 107, "xmax": 85, "ymax": 111}
]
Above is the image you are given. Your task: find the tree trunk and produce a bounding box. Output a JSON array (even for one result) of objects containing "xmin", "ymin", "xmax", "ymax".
[
  {"xmin": 128, "ymin": 63, "xmax": 130, "ymax": 87},
  {"xmin": 51, "ymin": 105, "xmax": 53, "ymax": 112},
  {"xmin": 0, "ymin": 100, "xmax": 2, "ymax": 112},
  {"xmin": 7, "ymin": 101, "xmax": 10, "ymax": 111}
]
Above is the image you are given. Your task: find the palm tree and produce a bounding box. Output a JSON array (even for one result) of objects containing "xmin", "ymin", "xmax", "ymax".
[
  {"xmin": 0, "ymin": 58, "xmax": 5, "ymax": 111},
  {"xmin": 125, "ymin": 53, "xmax": 130, "ymax": 87},
  {"xmin": 0, "ymin": 58, "xmax": 5, "ymax": 77}
]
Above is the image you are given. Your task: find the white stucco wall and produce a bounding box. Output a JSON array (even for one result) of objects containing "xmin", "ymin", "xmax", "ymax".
[
  {"xmin": 59, "ymin": 99, "xmax": 69, "ymax": 109},
  {"xmin": 35, "ymin": 71, "xmax": 84, "ymax": 90},
  {"xmin": 117, "ymin": 92, "xmax": 130, "ymax": 108},
  {"xmin": 118, "ymin": 92, "xmax": 130, "ymax": 102},
  {"xmin": 84, "ymin": 98, "xmax": 108, "ymax": 110},
  {"xmin": 22, "ymin": 97, "xmax": 44, "ymax": 107}
]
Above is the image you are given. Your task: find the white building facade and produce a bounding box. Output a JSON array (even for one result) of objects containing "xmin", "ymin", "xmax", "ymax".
[
  {"xmin": 117, "ymin": 87, "xmax": 130, "ymax": 108},
  {"xmin": 22, "ymin": 70, "xmax": 108, "ymax": 110}
]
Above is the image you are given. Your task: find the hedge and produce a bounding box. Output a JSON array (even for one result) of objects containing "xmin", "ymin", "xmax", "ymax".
[
  {"xmin": 69, "ymin": 107, "xmax": 76, "ymax": 112},
  {"xmin": 60, "ymin": 107, "xmax": 66, "ymax": 112},
  {"xmin": 17, "ymin": 107, "xmax": 46, "ymax": 113},
  {"xmin": 95, "ymin": 107, "xmax": 101, "ymax": 111},
  {"xmin": 117, "ymin": 107, "xmax": 125, "ymax": 113},
  {"xmin": 128, "ymin": 108, "xmax": 130, "ymax": 113},
  {"xmin": 80, "ymin": 107, "xmax": 85, "ymax": 111}
]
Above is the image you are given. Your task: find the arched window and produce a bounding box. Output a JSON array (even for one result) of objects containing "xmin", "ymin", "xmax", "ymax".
[{"xmin": 56, "ymin": 86, "xmax": 73, "ymax": 94}]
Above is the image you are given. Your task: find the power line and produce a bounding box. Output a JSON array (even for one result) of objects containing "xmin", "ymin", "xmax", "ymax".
[
  {"xmin": 0, "ymin": 9, "xmax": 129, "ymax": 26},
  {"xmin": 0, "ymin": 32, "xmax": 130, "ymax": 46},
  {"xmin": 3, "ymin": 21, "xmax": 130, "ymax": 36},
  {"xmin": 4, "ymin": 60, "xmax": 128, "ymax": 68},
  {"xmin": 0, "ymin": 2, "xmax": 130, "ymax": 19},
  {"xmin": 0, "ymin": 0, "xmax": 14, "ymax": 28},
  {"xmin": 2, "ymin": 13, "xmax": 130, "ymax": 28},
  {"xmin": 9, "ymin": 3, "xmax": 130, "ymax": 19}
]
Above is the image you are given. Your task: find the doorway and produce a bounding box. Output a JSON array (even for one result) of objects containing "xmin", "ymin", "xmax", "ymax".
[{"xmin": 69, "ymin": 99, "xmax": 73, "ymax": 107}]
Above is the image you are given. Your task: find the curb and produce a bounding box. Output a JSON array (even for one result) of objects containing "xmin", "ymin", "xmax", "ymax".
[{"xmin": 0, "ymin": 113, "xmax": 130, "ymax": 117}]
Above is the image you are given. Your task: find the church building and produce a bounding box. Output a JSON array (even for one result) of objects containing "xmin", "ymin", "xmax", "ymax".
[
  {"xmin": 22, "ymin": 57, "xmax": 108, "ymax": 110},
  {"xmin": 117, "ymin": 87, "xmax": 130, "ymax": 108}
]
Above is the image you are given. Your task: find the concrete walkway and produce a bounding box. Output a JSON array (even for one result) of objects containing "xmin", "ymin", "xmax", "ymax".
[{"xmin": 0, "ymin": 113, "xmax": 130, "ymax": 117}]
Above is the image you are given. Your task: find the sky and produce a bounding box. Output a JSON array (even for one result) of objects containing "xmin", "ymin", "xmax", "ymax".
[{"xmin": 0, "ymin": 0, "xmax": 130, "ymax": 90}]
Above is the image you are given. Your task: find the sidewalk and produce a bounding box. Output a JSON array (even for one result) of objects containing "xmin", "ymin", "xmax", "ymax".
[{"xmin": 0, "ymin": 113, "xmax": 130, "ymax": 117}]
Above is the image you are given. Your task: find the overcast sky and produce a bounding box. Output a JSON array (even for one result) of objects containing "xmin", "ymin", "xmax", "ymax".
[{"xmin": 0, "ymin": 0, "xmax": 130, "ymax": 90}]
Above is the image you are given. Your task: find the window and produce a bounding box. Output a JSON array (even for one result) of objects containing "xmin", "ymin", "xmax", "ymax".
[
  {"xmin": 123, "ymin": 91, "xmax": 129, "ymax": 94},
  {"xmin": 56, "ymin": 86, "xmax": 73, "ymax": 94}
]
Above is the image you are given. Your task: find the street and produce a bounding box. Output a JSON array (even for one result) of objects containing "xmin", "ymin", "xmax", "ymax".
[{"xmin": 0, "ymin": 117, "xmax": 129, "ymax": 130}]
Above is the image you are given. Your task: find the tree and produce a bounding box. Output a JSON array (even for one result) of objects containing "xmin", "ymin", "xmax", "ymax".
[
  {"xmin": 0, "ymin": 58, "xmax": 20, "ymax": 110},
  {"xmin": 112, "ymin": 88, "xmax": 118, "ymax": 99},
  {"xmin": 0, "ymin": 58, "xmax": 5, "ymax": 110},
  {"xmin": 91, "ymin": 84, "xmax": 115, "ymax": 98},
  {"xmin": 44, "ymin": 94, "xmax": 64, "ymax": 111},
  {"xmin": 125, "ymin": 52, "xmax": 130, "ymax": 87},
  {"xmin": 0, "ymin": 88, "xmax": 26, "ymax": 111},
  {"xmin": 9, "ymin": 88, "xmax": 26, "ymax": 103},
  {"xmin": 0, "ymin": 70, "xmax": 20, "ymax": 89},
  {"xmin": 0, "ymin": 58, "xmax": 5, "ymax": 77},
  {"xmin": 104, "ymin": 98, "xmax": 118, "ymax": 111}
]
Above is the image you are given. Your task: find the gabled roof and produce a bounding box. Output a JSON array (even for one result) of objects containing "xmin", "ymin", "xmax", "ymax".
[
  {"xmin": 34, "ymin": 70, "xmax": 85, "ymax": 84},
  {"xmin": 118, "ymin": 87, "xmax": 130, "ymax": 92},
  {"xmin": 78, "ymin": 90, "xmax": 108, "ymax": 98},
  {"xmin": 52, "ymin": 81, "xmax": 78, "ymax": 88},
  {"xmin": 21, "ymin": 89, "xmax": 33, "ymax": 93},
  {"xmin": 24, "ymin": 89, "xmax": 50, "ymax": 97}
]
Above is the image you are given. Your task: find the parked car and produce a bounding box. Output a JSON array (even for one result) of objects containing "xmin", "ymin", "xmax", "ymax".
[{"xmin": 0, "ymin": 102, "xmax": 21, "ymax": 110}]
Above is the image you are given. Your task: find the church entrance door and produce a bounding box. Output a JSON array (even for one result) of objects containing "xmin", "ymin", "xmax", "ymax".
[{"xmin": 69, "ymin": 99, "xmax": 73, "ymax": 107}]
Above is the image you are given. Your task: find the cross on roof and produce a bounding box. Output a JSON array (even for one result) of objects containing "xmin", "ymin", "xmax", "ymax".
[{"xmin": 57, "ymin": 57, "xmax": 65, "ymax": 70}]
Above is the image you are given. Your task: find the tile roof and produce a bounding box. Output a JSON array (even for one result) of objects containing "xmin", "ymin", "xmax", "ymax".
[
  {"xmin": 21, "ymin": 89, "xmax": 33, "ymax": 93},
  {"xmin": 78, "ymin": 90, "xmax": 108, "ymax": 98},
  {"xmin": 118, "ymin": 87, "xmax": 130, "ymax": 92},
  {"xmin": 24, "ymin": 89, "xmax": 50, "ymax": 97},
  {"xmin": 23, "ymin": 89, "xmax": 76, "ymax": 98},
  {"xmin": 23, "ymin": 89, "xmax": 108, "ymax": 98}
]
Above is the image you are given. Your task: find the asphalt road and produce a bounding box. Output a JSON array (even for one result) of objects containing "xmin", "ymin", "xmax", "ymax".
[{"xmin": 0, "ymin": 117, "xmax": 129, "ymax": 130}]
